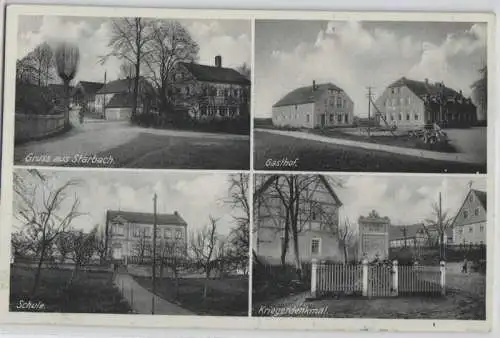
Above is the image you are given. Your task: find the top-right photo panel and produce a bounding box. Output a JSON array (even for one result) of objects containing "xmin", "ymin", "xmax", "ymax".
[{"xmin": 253, "ymin": 20, "xmax": 488, "ymax": 174}]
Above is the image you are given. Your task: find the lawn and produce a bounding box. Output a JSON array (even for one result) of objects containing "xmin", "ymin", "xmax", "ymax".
[
  {"xmin": 134, "ymin": 276, "xmax": 249, "ymax": 316},
  {"xmin": 309, "ymin": 128, "xmax": 457, "ymax": 153},
  {"xmin": 254, "ymin": 131, "xmax": 486, "ymax": 173},
  {"xmin": 10, "ymin": 265, "xmax": 132, "ymax": 313},
  {"xmin": 95, "ymin": 132, "xmax": 250, "ymax": 170}
]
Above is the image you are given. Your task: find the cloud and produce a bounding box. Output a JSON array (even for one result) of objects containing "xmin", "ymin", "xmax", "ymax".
[
  {"xmin": 255, "ymin": 21, "xmax": 486, "ymax": 118},
  {"xmin": 17, "ymin": 17, "xmax": 251, "ymax": 84}
]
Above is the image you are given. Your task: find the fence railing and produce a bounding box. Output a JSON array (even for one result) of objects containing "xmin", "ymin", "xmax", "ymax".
[{"xmin": 311, "ymin": 259, "xmax": 446, "ymax": 298}]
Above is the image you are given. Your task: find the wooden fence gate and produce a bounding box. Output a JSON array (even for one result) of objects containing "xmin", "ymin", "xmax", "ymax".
[{"xmin": 368, "ymin": 264, "xmax": 395, "ymax": 297}]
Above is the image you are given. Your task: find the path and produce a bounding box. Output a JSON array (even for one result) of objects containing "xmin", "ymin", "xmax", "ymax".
[
  {"xmin": 114, "ymin": 273, "xmax": 194, "ymax": 315},
  {"xmin": 255, "ymin": 128, "xmax": 484, "ymax": 164}
]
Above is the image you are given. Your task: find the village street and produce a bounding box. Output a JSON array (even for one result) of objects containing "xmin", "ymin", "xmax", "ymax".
[
  {"xmin": 253, "ymin": 129, "xmax": 486, "ymax": 173},
  {"xmin": 14, "ymin": 111, "xmax": 250, "ymax": 170}
]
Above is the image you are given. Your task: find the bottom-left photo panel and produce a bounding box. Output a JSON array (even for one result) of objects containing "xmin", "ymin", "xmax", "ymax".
[{"xmin": 9, "ymin": 168, "xmax": 250, "ymax": 316}]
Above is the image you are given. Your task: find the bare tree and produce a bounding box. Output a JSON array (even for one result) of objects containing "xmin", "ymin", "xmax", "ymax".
[
  {"xmin": 67, "ymin": 228, "xmax": 97, "ymax": 282},
  {"xmin": 337, "ymin": 218, "xmax": 356, "ymax": 263},
  {"xmin": 424, "ymin": 192, "xmax": 453, "ymax": 260},
  {"xmin": 190, "ymin": 216, "xmax": 219, "ymax": 299},
  {"xmin": 102, "ymin": 18, "xmax": 152, "ymax": 117},
  {"xmin": 54, "ymin": 42, "xmax": 80, "ymax": 127},
  {"xmin": 236, "ymin": 63, "xmax": 251, "ymax": 80},
  {"xmin": 14, "ymin": 171, "xmax": 83, "ymax": 295},
  {"xmin": 94, "ymin": 225, "xmax": 109, "ymax": 264},
  {"xmin": 55, "ymin": 231, "xmax": 73, "ymax": 264},
  {"xmin": 33, "ymin": 42, "xmax": 54, "ymax": 86},
  {"xmin": 156, "ymin": 238, "xmax": 185, "ymax": 297},
  {"xmin": 133, "ymin": 228, "xmax": 150, "ymax": 263},
  {"xmin": 142, "ymin": 19, "xmax": 199, "ymax": 116}
]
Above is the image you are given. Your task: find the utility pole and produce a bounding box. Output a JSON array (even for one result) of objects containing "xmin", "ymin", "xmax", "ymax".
[
  {"xmin": 366, "ymin": 87, "xmax": 373, "ymax": 137},
  {"xmin": 152, "ymin": 193, "xmax": 157, "ymax": 315},
  {"xmin": 438, "ymin": 191, "xmax": 444, "ymax": 260}
]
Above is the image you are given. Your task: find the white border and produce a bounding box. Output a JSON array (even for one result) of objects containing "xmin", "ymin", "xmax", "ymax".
[{"xmin": 0, "ymin": 4, "xmax": 496, "ymax": 333}]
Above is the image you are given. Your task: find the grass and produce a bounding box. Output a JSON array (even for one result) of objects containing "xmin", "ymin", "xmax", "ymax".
[
  {"xmin": 254, "ymin": 131, "xmax": 486, "ymax": 173},
  {"xmin": 310, "ymin": 128, "xmax": 457, "ymax": 153},
  {"xmin": 63, "ymin": 132, "xmax": 250, "ymax": 170},
  {"xmin": 10, "ymin": 265, "xmax": 132, "ymax": 313},
  {"xmin": 134, "ymin": 276, "xmax": 248, "ymax": 316},
  {"xmin": 253, "ymin": 291, "xmax": 485, "ymax": 319}
]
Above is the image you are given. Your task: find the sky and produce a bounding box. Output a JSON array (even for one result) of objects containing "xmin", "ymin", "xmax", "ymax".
[
  {"xmin": 12, "ymin": 170, "xmax": 245, "ymax": 238},
  {"xmin": 17, "ymin": 15, "xmax": 251, "ymax": 84},
  {"xmin": 330, "ymin": 174, "xmax": 487, "ymax": 229},
  {"xmin": 254, "ymin": 20, "xmax": 487, "ymax": 118}
]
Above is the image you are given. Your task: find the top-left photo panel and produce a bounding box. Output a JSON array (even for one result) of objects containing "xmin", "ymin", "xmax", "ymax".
[{"xmin": 9, "ymin": 15, "xmax": 251, "ymax": 170}]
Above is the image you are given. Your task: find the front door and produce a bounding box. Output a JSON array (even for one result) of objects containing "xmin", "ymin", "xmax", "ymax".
[{"xmin": 320, "ymin": 114, "xmax": 326, "ymax": 127}]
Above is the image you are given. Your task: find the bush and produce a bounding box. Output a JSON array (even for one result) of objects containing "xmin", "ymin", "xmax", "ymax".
[{"xmin": 15, "ymin": 83, "xmax": 58, "ymax": 115}]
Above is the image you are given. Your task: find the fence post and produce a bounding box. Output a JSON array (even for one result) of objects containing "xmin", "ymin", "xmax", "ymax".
[
  {"xmin": 392, "ymin": 260, "xmax": 398, "ymax": 296},
  {"xmin": 440, "ymin": 260, "xmax": 446, "ymax": 296},
  {"xmin": 311, "ymin": 258, "xmax": 318, "ymax": 298},
  {"xmin": 362, "ymin": 259, "xmax": 368, "ymax": 297}
]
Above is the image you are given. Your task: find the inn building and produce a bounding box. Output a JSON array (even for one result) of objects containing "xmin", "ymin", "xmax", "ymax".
[{"xmin": 451, "ymin": 189, "xmax": 487, "ymax": 245}]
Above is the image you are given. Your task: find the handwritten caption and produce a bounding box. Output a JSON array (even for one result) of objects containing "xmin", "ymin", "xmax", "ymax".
[
  {"xmin": 16, "ymin": 299, "xmax": 46, "ymax": 311},
  {"xmin": 24, "ymin": 153, "xmax": 115, "ymax": 166},
  {"xmin": 265, "ymin": 157, "xmax": 299, "ymax": 168},
  {"xmin": 256, "ymin": 304, "xmax": 328, "ymax": 317}
]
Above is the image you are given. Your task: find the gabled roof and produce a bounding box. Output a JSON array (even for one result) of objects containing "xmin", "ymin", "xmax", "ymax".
[
  {"xmin": 75, "ymin": 81, "xmax": 104, "ymax": 96},
  {"xmin": 106, "ymin": 93, "xmax": 133, "ymax": 108},
  {"xmin": 97, "ymin": 77, "xmax": 151, "ymax": 94},
  {"xmin": 179, "ymin": 62, "xmax": 250, "ymax": 85},
  {"xmin": 389, "ymin": 223, "xmax": 426, "ymax": 240},
  {"xmin": 472, "ymin": 189, "xmax": 487, "ymax": 211},
  {"xmin": 388, "ymin": 77, "xmax": 465, "ymax": 101},
  {"xmin": 107, "ymin": 210, "xmax": 187, "ymax": 227},
  {"xmin": 273, "ymin": 82, "xmax": 344, "ymax": 108}
]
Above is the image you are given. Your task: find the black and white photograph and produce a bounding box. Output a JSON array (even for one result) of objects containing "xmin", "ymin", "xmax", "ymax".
[
  {"xmin": 253, "ymin": 20, "xmax": 488, "ymax": 173},
  {"xmin": 10, "ymin": 169, "xmax": 249, "ymax": 316},
  {"xmin": 253, "ymin": 174, "xmax": 487, "ymax": 319},
  {"xmin": 13, "ymin": 16, "xmax": 251, "ymax": 170}
]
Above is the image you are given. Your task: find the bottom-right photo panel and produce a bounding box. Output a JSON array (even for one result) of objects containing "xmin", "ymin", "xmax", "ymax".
[{"xmin": 252, "ymin": 173, "xmax": 487, "ymax": 320}]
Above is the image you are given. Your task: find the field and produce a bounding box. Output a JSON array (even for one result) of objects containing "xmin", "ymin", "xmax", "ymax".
[
  {"xmin": 134, "ymin": 276, "xmax": 249, "ymax": 316},
  {"xmin": 10, "ymin": 265, "xmax": 132, "ymax": 313},
  {"xmin": 254, "ymin": 131, "xmax": 485, "ymax": 173}
]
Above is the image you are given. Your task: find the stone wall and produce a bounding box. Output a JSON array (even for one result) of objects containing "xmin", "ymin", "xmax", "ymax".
[{"xmin": 15, "ymin": 113, "xmax": 66, "ymax": 143}]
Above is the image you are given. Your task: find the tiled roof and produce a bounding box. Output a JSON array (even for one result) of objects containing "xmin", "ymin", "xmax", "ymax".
[
  {"xmin": 107, "ymin": 210, "xmax": 187, "ymax": 226},
  {"xmin": 97, "ymin": 77, "xmax": 154, "ymax": 94},
  {"xmin": 389, "ymin": 223, "xmax": 426, "ymax": 240},
  {"xmin": 76, "ymin": 81, "xmax": 104, "ymax": 96},
  {"xmin": 106, "ymin": 93, "xmax": 133, "ymax": 108},
  {"xmin": 388, "ymin": 77, "xmax": 466, "ymax": 101},
  {"xmin": 273, "ymin": 82, "xmax": 343, "ymax": 108},
  {"xmin": 179, "ymin": 62, "xmax": 250, "ymax": 85}
]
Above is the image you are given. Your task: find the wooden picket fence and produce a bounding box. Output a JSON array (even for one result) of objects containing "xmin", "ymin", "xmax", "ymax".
[{"xmin": 311, "ymin": 259, "xmax": 445, "ymax": 298}]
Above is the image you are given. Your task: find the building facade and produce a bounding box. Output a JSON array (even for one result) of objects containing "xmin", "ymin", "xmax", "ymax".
[
  {"xmin": 375, "ymin": 77, "xmax": 477, "ymax": 129},
  {"xmin": 105, "ymin": 210, "xmax": 188, "ymax": 262},
  {"xmin": 272, "ymin": 81, "xmax": 354, "ymax": 128},
  {"xmin": 72, "ymin": 81, "xmax": 104, "ymax": 112},
  {"xmin": 94, "ymin": 77, "xmax": 155, "ymax": 120},
  {"xmin": 173, "ymin": 55, "xmax": 251, "ymax": 120},
  {"xmin": 451, "ymin": 189, "xmax": 487, "ymax": 245},
  {"xmin": 254, "ymin": 175, "xmax": 344, "ymax": 265},
  {"xmin": 358, "ymin": 210, "xmax": 390, "ymax": 262}
]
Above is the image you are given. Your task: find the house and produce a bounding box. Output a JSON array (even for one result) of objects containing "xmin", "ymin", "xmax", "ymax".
[
  {"xmin": 375, "ymin": 77, "xmax": 477, "ymax": 129},
  {"xmin": 389, "ymin": 223, "xmax": 452, "ymax": 248},
  {"xmin": 451, "ymin": 189, "xmax": 487, "ymax": 245},
  {"xmin": 358, "ymin": 210, "xmax": 390, "ymax": 261},
  {"xmin": 94, "ymin": 77, "xmax": 155, "ymax": 121},
  {"xmin": 174, "ymin": 55, "xmax": 251, "ymax": 120},
  {"xmin": 254, "ymin": 175, "xmax": 344, "ymax": 264},
  {"xmin": 272, "ymin": 81, "xmax": 354, "ymax": 128},
  {"xmin": 105, "ymin": 210, "xmax": 188, "ymax": 262},
  {"xmin": 72, "ymin": 81, "xmax": 104, "ymax": 112}
]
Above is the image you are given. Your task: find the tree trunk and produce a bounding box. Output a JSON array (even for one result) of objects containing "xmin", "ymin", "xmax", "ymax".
[
  {"xmin": 31, "ymin": 245, "xmax": 46, "ymax": 296},
  {"xmin": 63, "ymin": 80, "xmax": 70, "ymax": 127},
  {"xmin": 132, "ymin": 49, "xmax": 140, "ymax": 117}
]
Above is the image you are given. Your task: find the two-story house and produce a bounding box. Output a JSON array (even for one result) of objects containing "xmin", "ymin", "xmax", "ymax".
[
  {"xmin": 272, "ymin": 81, "xmax": 354, "ymax": 128},
  {"xmin": 451, "ymin": 189, "xmax": 487, "ymax": 245},
  {"xmin": 254, "ymin": 175, "xmax": 344, "ymax": 265},
  {"xmin": 375, "ymin": 77, "xmax": 477, "ymax": 129},
  {"xmin": 173, "ymin": 55, "xmax": 251, "ymax": 120},
  {"xmin": 105, "ymin": 210, "xmax": 188, "ymax": 263}
]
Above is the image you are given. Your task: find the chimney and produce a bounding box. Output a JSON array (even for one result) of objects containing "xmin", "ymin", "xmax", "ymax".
[
  {"xmin": 215, "ymin": 55, "xmax": 222, "ymax": 68},
  {"xmin": 104, "ymin": 71, "xmax": 107, "ymax": 86},
  {"xmin": 312, "ymin": 80, "xmax": 316, "ymax": 91},
  {"xmin": 424, "ymin": 78, "xmax": 429, "ymax": 85},
  {"xmin": 174, "ymin": 211, "xmax": 179, "ymax": 216}
]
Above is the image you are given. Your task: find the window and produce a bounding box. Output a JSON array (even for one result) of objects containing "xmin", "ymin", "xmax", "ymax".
[
  {"xmin": 337, "ymin": 114, "xmax": 342, "ymax": 123},
  {"xmin": 390, "ymin": 114, "xmax": 394, "ymax": 121},
  {"xmin": 398, "ymin": 113, "xmax": 402, "ymax": 121},
  {"xmin": 145, "ymin": 228, "xmax": 151, "ymax": 237},
  {"xmin": 329, "ymin": 114, "xmax": 334, "ymax": 123},
  {"xmin": 469, "ymin": 194, "xmax": 473, "ymax": 202},
  {"xmin": 391, "ymin": 88, "xmax": 395, "ymax": 94},
  {"xmin": 306, "ymin": 115, "xmax": 310, "ymax": 123},
  {"xmin": 463, "ymin": 210, "xmax": 469, "ymax": 219},
  {"xmin": 458, "ymin": 228, "xmax": 464, "ymax": 235},
  {"xmin": 175, "ymin": 230, "xmax": 182, "ymax": 239},
  {"xmin": 480, "ymin": 225, "xmax": 485, "ymax": 232},
  {"xmin": 406, "ymin": 113, "xmax": 410, "ymax": 121},
  {"xmin": 345, "ymin": 114, "xmax": 348, "ymax": 123},
  {"xmin": 311, "ymin": 238, "xmax": 321, "ymax": 255},
  {"xmin": 336, "ymin": 97, "xmax": 343, "ymax": 108},
  {"xmin": 414, "ymin": 113, "xmax": 419, "ymax": 120},
  {"xmin": 164, "ymin": 229, "xmax": 172, "ymax": 239},
  {"xmin": 474, "ymin": 207, "xmax": 479, "ymax": 216},
  {"xmin": 407, "ymin": 97, "xmax": 411, "ymax": 105}
]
